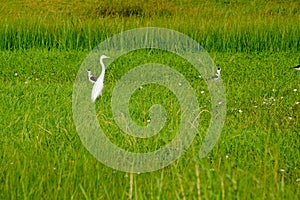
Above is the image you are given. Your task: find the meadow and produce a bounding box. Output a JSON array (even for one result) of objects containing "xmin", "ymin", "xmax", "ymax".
[{"xmin": 0, "ymin": 0, "xmax": 299, "ymax": 199}]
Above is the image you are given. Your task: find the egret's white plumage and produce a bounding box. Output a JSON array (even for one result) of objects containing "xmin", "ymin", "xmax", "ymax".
[
  {"xmin": 91, "ymin": 55, "xmax": 110, "ymax": 102},
  {"xmin": 294, "ymin": 65, "xmax": 300, "ymax": 71},
  {"xmin": 212, "ymin": 68, "xmax": 221, "ymax": 80},
  {"xmin": 87, "ymin": 69, "xmax": 97, "ymax": 84}
]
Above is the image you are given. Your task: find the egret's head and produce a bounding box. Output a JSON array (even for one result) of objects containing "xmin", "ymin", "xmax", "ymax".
[{"xmin": 100, "ymin": 55, "xmax": 110, "ymax": 61}]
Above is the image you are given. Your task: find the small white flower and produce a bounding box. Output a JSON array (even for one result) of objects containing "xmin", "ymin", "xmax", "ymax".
[
  {"xmin": 254, "ymin": 105, "xmax": 257, "ymax": 108},
  {"xmin": 288, "ymin": 117, "xmax": 293, "ymax": 120},
  {"xmin": 200, "ymin": 91, "xmax": 204, "ymax": 94},
  {"xmin": 209, "ymin": 168, "xmax": 215, "ymax": 171},
  {"xmin": 198, "ymin": 75, "xmax": 201, "ymax": 78},
  {"xmin": 14, "ymin": 73, "xmax": 18, "ymax": 76},
  {"xmin": 225, "ymin": 155, "xmax": 229, "ymax": 159},
  {"xmin": 53, "ymin": 167, "xmax": 56, "ymax": 170},
  {"xmin": 139, "ymin": 86, "xmax": 143, "ymax": 90},
  {"xmin": 35, "ymin": 78, "xmax": 39, "ymax": 81},
  {"xmin": 296, "ymin": 178, "xmax": 300, "ymax": 182},
  {"xmin": 280, "ymin": 168, "xmax": 285, "ymax": 172},
  {"xmin": 147, "ymin": 119, "xmax": 151, "ymax": 123},
  {"xmin": 293, "ymin": 89, "xmax": 297, "ymax": 92},
  {"xmin": 10, "ymin": 162, "xmax": 14, "ymax": 165},
  {"xmin": 137, "ymin": 172, "xmax": 141, "ymax": 175},
  {"xmin": 218, "ymin": 101, "xmax": 222, "ymax": 105},
  {"xmin": 238, "ymin": 109, "xmax": 243, "ymax": 113},
  {"xmin": 296, "ymin": 102, "xmax": 299, "ymax": 105},
  {"xmin": 25, "ymin": 81, "xmax": 28, "ymax": 84},
  {"xmin": 280, "ymin": 96, "xmax": 284, "ymax": 99},
  {"xmin": 272, "ymin": 89, "xmax": 276, "ymax": 92},
  {"xmin": 178, "ymin": 83, "xmax": 182, "ymax": 86}
]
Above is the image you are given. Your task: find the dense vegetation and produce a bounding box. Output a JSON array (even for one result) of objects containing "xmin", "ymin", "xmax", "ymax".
[
  {"xmin": 0, "ymin": 0, "xmax": 299, "ymax": 52},
  {"xmin": 0, "ymin": 0, "xmax": 299, "ymax": 199}
]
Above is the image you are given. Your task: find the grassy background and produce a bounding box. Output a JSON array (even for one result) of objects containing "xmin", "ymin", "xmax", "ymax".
[
  {"xmin": 0, "ymin": 0, "xmax": 299, "ymax": 199},
  {"xmin": 0, "ymin": 0, "xmax": 299, "ymax": 51}
]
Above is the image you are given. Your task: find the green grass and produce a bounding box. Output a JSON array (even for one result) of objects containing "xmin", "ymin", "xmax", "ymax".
[
  {"xmin": 0, "ymin": 49, "xmax": 299, "ymax": 199},
  {"xmin": 0, "ymin": 0, "xmax": 300, "ymax": 199},
  {"xmin": 0, "ymin": 0, "xmax": 299, "ymax": 51}
]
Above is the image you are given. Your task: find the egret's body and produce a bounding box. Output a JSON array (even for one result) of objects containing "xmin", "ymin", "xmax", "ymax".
[
  {"xmin": 91, "ymin": 55, "xmax": 110, "ymax": 102},
  {"xmin": 294, "ymin": 65, "xmax": 300, "ymax": 71},
  {"xmin": 212, "ymin": 68, "xmax": 221, "ymax": 80},
  {"xmin": 87, "ymin": 69, "xmax": 97, "ymax": 84}
]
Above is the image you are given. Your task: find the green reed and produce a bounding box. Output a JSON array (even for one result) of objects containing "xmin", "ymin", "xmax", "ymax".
[{"xmin": 0, "ymin": 0, "xmax": 299, "ymax": 52}]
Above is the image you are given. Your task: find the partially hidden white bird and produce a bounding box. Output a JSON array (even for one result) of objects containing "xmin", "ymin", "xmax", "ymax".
[
  {"xmin": 87, "ymin": 69, "xmax": 97, "ymax": 84},
  {"xmin": 212, "ymin": 68, "xmax": 221, "ymax": 80},
  {"xmin": 294, "ymin": 65, "xmax": 300, "ymax": 71},
  {"xmin": 91, "ymin": 55, "xmax": 110, "ymax": 102}
]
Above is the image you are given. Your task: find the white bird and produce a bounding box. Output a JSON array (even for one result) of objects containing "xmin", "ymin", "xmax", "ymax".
[
  {"xmin": 91, "ymin": 55, "xmax": 110, "ymax": 102},
  {"xmin": 294, "ymin": 65, "xmax": 300, "ymax": 71},
  {"xmin": 87, "ymin": 69, "xmax": 97, "ymax": 84},
  {"xmin": 212, "ymin": 68, "xmax": 221, "ymax": 80}
]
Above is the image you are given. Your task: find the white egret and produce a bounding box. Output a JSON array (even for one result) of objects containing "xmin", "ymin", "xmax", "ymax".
[
  {"xmin": 91, "ymin": 55, "xmax": 110, "ymax": 102},
  {"xmin": 87, "ymin": 69, "xmax": 97, "ymax": 84},
  {"xmin": 294, "ymin": 65, "xmax": 300, "ymax": 71},
  {"xmin": 212, "ymin": 68, "xmax": 221, "ymax": 80}
]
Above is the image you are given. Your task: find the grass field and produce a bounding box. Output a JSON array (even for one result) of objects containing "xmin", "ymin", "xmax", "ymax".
[{"xmin": 0, "ymin": 0, "xmax": 299, "ymax": 199}]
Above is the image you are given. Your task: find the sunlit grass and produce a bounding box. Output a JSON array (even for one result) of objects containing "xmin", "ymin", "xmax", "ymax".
[
  {"xmin": 0, "ymin": 0, "xmax": 299, "ymax": 199},
  {"xmin": 0, "ymin": 49, "xmax": 299, "ymax": 199},
  {"xmin": 0, "ymin": 0, "xmax": 299, "ymax": 51}
]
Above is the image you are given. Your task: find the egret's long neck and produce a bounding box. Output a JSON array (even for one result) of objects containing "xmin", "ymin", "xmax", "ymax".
[
  {"xmin": 99, "ymin": 59, "xmax": 106, "ymax": 80},
  {"xmin": 88, "ymin": 71, "xmax": 92, "ymax": 78}
]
